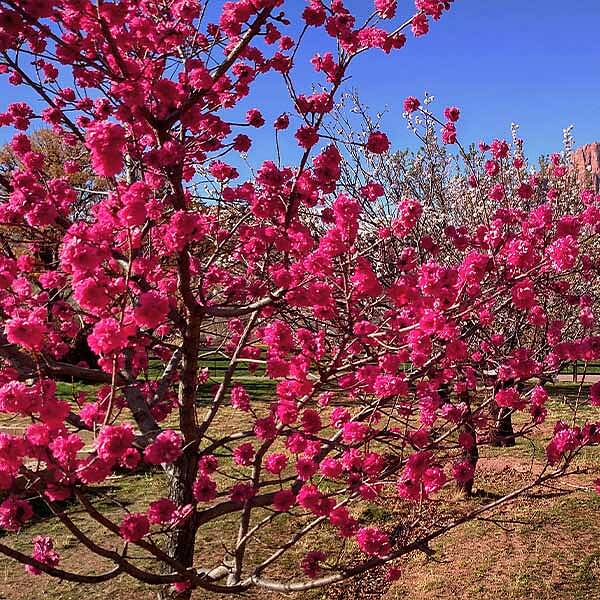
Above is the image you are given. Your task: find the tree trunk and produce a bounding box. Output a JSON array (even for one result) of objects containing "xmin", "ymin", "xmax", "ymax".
[
  {"xmin": 489, "ymin": 378, "xmax": 516, "ymax": 448},
  {"xmin": 456, "ymin": 390, "xmax": 479, "ymax": 497},
  {"xmin": 489, "ymin": 405, "xmax": 515, "ymax": 447},
  {"xmin": 159, "ymin": 312, "xmax": 202, "ymax": 599},
  {"xmin": 457, "ymin": 420, "xmax": 479, "ymax": 496},
  {"xmin": 158, "ymin": 452, "xmax": 199, "ymax": 600}
]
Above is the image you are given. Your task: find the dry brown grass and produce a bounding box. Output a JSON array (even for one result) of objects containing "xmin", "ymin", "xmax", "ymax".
[{"xmin": 0, "ymin": 390, "xmax": 597, "ymax": 600}]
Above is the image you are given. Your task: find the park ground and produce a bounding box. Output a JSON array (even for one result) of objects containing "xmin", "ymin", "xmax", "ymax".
[{"xmin": 0, "ymin": 362, "xmax": 598, "ymax": 600}]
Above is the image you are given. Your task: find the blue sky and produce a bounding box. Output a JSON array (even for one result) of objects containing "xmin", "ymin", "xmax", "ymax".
[
  {"xmin": 230, "ymin": 0, "xmax": 600, "ymax": 166},
  {"xmin": 1, "ymin": 1, "xmax": 599, "ymax": 165},
  {"xmin": 346, "ymin": 0, "xmax": 600, "ymax": 159}
]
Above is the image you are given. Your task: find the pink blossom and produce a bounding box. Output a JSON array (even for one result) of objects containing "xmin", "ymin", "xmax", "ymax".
[
  {"xmin": 73, "ymin": 278, "xmax": 111, "ymax": 312},
  {"xmin": 0, "ymin": 381, "xmax": 37, "ymax": 415},
  {"xmin": 230, "ymin": 385, "xmax": 251, "ymax": 411},
  {"xmin": 392, "ymin": 198, "xmax": 422, "ymax": 237},
  {"xmin": 416, "ymin": 0, "xmax": 448, "ymax": 19},
  {"xmin": 246, "ymin": 109, "xmax": 265, "ymax": 127},
  {"xmin": 360, "ymin": 182, "xmax": 385, "ymax": 201},
  {"xmin": 351, "ymin": 257, "xmax": 382, "ymax": 298},
  {"xmin": 452, "ymin": 460, "xmax": 475, "ymax": 483},
  {"xmin": 26, "ymin": 423, "xmax": 50, "ymax": 447},
  {"xmin": 490, "ymin": 139, "xmax": 509, "ymax": 159},
  {"xmin": 295, "ymin": 125, "xmax": 319, "ymax": 149},
  {"xmin": 0, "ymin": 497, "xmax": 32, "ymax": 531},
  {"xmin": 422, "ymin": 466, "xmax": 447, "ymax": 495},
  {"xmin": 297, "ymin": 484, "xmax": 334, "ymax": 516},
  {"xmin": 198, "ymin": 455, "xmax": 218, "ymax": 475},
  {"xmin": 295, "ymin": 457, "xmax": 318, "ymax": 480},
  {"xmin": 329, "ymin": 506, "xmax": 358, "ymax": 537},
  {"xmin": 374, "ymin": 374, "xmax": 408, "ymax": 398},
  {"xmin": 276, "ymin": 399, "xmax": 298, "ymax": 425},
  {"xmin": 193, "ymin": 476, "xmax": 217, "ymax": 503},
  {"xmin": 264, "ymin": 453, "xmax": 288, "ymax": 475},
  {"xmin": 118, "ymin": 182, "xmax": 148, "ymax": 226},
  {"xmin": 511, "ymin": 280, "xmax": 536, "ymax": 310},
  {"xmin": 144, "ymin": 430, "xmax": 183, "ymax": 465},
  {"xmin": 5, "ymin": 316, "xmax": 46, "ymax": 352},
  {"xmin": 330, "ymin": 407, "xmax": 351, "ymax": 428},
  {"xmin": 411, "ymin": 13, "xmax": 429, "ymax": 36},
  {"xmin": 342, "ymin": 422, "xmax": 370, "ymax": 444},
  {"xmin": 233, "ymin": 443, "xmax": 255, "ymax": 467},
  {"xmin": 134, "ymin": 291, "xmax": 169, "ymax": 329},
  {"xmin": 272, "ymin": 488, "xmax": 296, "ymax": 512},
  {"xmin": 26, "ymin": 535, "xmax": 60, "ymax": 575},
  {"xmin": 301, "ymin": 551, "xmax": 326, "ymax": 578},
  {"xmin": 403, "ymin": 96, "xmax": 420, "ymax": 113},
  {"xmin": 495, "ymin": 388, "xmax": 526, "ymax": 410},
  {"xmin": 518, "ymin": 182, "xmax": 534, "ymax": 199},
  {"xmin": 374, "ymin": 0, "xmax": 397, "ymax": 18},
  {"xmin": 49, "ymin": 434, "xmax": 84, "ymax": 467},
  {"xmin": 356, "ymin": 527, "xmax": 390, "ymax": 557},
  {"xmin": 546, "ymin": 236, "xmax": 578, "ymax": 271},
  {"xmin": 458, "ymin": 431, "xmax": 475, "ymax": 449},
  {"xmin": 546, "ymin": 427, "xmax": 582, "ymax": 464},
  {"xmin": 120, "ymin": 448, "xmax": 140, "ymax": 470},
  {"xmin": 366, "ymin": 131, "xmax": 390, "ymax": 154},
  {"xmin": 229, "ymin": 483, "xmax": 255, "ymax": 504},
  {"xmin": 96, "ymin": 424, "xmax": 134, "ymax": 462},
  {"xmin": 301, "ymin": 409, "xmax": 322, "ymax": 434},
  {"xmin": 78, "ymin": 457, "xmax": 113, "ymax": 484},
  {"xmin": 147, "ymin": 498, "xmax": 177, "ymax": 525},
  {"xmin": 119, "ymin": 513, "xmax": 149, "ymax": 542},
  {"xmin": 209, "ymin": 161, "xmax": 239, "ymax": 181},
  {"xmin": 274, "ymin": 113, "xmax": 290, "ymax": 130},
  {"xmin": 319, "ymin": 457, "xmax": 343, "ymax": 479},
  {"xmin": 444, "ymin": 106, "xmax": 460, "ymax": 122},
  {"xmin": 485, "ymin": 160, "xmax": 499, "ymax": 176},
  {"xmin": 590, "ymin": 382, "xmax": 600, "ymax": 407},
  {"xmin": 88, "ymin": 318, "xmax": 137, "ymax": 355},
  {"xmin": 262, "ymin": 320, "xmax": 294, "ymax": 355},
  {"xmin": 86, "ymin": 121, "xmax": 126, "ymax": 177},
  {"xmin": 254, "ymin": 416, "xmax": 277, "ymax": 441}
]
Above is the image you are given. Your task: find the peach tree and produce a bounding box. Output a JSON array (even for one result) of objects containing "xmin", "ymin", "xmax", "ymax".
[{"xmin": 0, "ymin": 1, "xmax": 597, "ymax": 598}]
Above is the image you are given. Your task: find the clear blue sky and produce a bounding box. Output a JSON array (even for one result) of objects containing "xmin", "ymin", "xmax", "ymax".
[
  {"xmin": 1, "ymin": 1, "xmax": 599, "ymax": 164},
  {"xmin": 230, "ymin": 0, "xmax": 600, "ymax": 165},
  {"xmin": 346, "ymin": 0, "xmax": 600, "ymax": 159}
]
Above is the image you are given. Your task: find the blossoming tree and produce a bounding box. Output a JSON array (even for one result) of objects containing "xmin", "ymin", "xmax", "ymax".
[
  {"xmin": 0, "ymin": 1, "xmax": 598, "ymax": 598},
  {"xmin": 329, "ymin": 99, "xmax": 600, "ymax": 489}
]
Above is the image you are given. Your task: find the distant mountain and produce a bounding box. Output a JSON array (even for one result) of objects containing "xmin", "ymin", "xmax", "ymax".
[{"xmin": 573, "ymin": 142, "xmax": 600, "ymax": 192}]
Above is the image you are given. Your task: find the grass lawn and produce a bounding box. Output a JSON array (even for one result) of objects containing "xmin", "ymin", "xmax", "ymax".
[{"xmin": 0, "ymin": 359, "xmax": 598, "ymax": 600}]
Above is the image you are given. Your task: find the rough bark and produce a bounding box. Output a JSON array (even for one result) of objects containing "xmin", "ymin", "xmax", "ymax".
[
  {"xmin": 457, "ymin": 419, "xmax": 479, "ymax": 497},
  {"xmin": 489, "ymin": 378, "xmax": 516, "ymax": 448},
  {"xmin": 158, "ymin": 453, "xmax": 199, "ymax": 600},
  {"xmin": 159, "ymin": 316, "xmax": 202, "ymax": 599},
  {"xmin": 489, "ymin": 405, "xmax": 516, "ymax": 447}
]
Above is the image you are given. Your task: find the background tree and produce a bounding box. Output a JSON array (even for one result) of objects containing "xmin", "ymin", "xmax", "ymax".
[
  {"xmin": 0, "ymin": 129, "xmax": 106, "ymax": 369},
  {"xmin": 330, "ymin": 95, "xmax": 600, "ymax": 488}
]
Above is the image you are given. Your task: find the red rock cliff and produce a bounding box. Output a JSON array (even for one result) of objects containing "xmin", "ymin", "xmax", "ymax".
[{"xmin": 573, "ymin": 142, "xmax": 600, "ymax": 192}]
